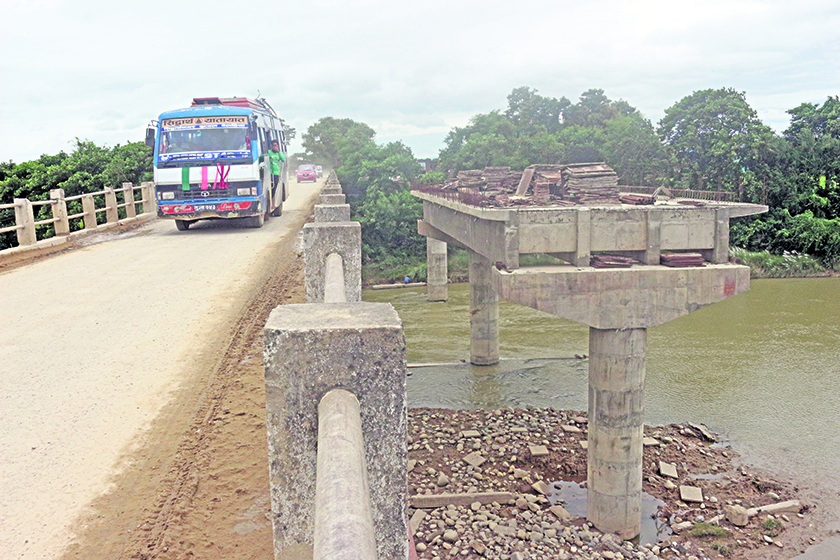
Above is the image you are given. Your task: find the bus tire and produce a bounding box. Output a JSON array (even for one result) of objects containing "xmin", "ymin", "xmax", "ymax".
[
  {"xmin": 245, "ymin": 213, "xmax": 264, "ymax": 228},
  {"xmin": 271, "ymin": 186, "xmax": 284, "ymax": 217},
  {"xmin": 175, "ymin": 220, "xmax": 190, "ymax": 231}
]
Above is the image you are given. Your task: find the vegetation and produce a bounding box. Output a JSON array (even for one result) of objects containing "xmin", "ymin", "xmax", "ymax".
[
  {"xmin": 0, "ymin": 139, "xmax": 152, "ymax": 250},
  {"xmin": 688, "ymin": 522, "xmax": 731, "ymax": 538}
]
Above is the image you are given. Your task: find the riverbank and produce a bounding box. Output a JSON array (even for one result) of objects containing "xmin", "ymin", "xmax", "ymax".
[{"xmin": 408, "ymin": 407, "xmax": 829, "ymax": 560}]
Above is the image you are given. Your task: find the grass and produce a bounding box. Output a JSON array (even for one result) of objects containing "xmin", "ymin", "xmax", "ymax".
[
  {"xmin": 762, "ymin": 518, "xmax": 784, "ymax": 537},
  {"xmin": 730, "ymin": 247, "xmax": 832, "ymax": 278},
  {"xmin": 688, "ymin": 522, "xmax": 731, "ymax": 538}
]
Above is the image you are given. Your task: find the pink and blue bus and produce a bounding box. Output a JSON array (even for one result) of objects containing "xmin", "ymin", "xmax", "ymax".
[{"xmin": 146, "ymin": 97, "xmax": 289, "ymax": 230}]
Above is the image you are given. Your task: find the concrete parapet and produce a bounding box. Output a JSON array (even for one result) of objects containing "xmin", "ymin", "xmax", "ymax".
[
  {"xmin": 304, "ymin": 221, "xmax": 362, "ymax": 303},
  {"xmin": 264, "ymin": 302, "xmax": 408, "ymax": 560},
  {"xmin": 314, "ymin": 204, "xmax": 351, "ymax": 223},
  {"xmin": 323, "ymin": 253, "xmax": 346, "ymax": 303},
  {"xmin": 320, "ymin": 193, "xmax": 346, "ymax": 205},
  {"xmin": 314, "ymin": 390, "xmax": 377, "ymax": 560},
  {"xmin": 493, "ymin": 263, "xmax": 751, "ymax": 329},
  {"xmin": 321, "ymin": 185, "xmax": 343, "ymax": 195}
]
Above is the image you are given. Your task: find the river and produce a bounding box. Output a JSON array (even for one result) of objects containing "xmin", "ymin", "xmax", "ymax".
[{"xmin": 364, "ymin": 277, "xmax": 840, "ymax": 528}]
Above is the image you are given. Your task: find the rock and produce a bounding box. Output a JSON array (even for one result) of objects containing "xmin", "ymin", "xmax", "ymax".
[
  {"xmin": 724, "ymin": 504, "xmax": 750, "ymax": 526},
  {"xmin": 680, "ymin": 485, "xmax": 704, "ymax": 503},
  {"xmin": 659, "ymin": 461, "xmax": 679, "ymax": 479},
  {"xmin": 531, "ymin": 480, "xmax": 550, "ymax": 496},
  {"xmin": 415, "ymin": 542, "xmax": 427, "ymax": 552},
  {"xmin": 672, "ymin": 521, "xmax": 693, "ymax": 532},
  {"xmin": 443, "ymin": 529, "xmax": 458, "ymax": 543},
  {"xmin": 407, "ymin": 459, "xmax": 416, "ymax": 472},
  {"xmin": 462, "ymin": 451, "xmax": 486, "ymax": 467},
  {"xmin": 664, "ymin": 480, "xmax": 677, "ymax": 490},
  {"xmin": 579, "ymin": 440, "xmax": 588, "ymax": 449},
  {"xmin": 747, "ymin": 500, "xmax": 801, "ymax": 517},
  {"xmin": 643, "ymin": 437, "xmax": 660, "ymax": 446},
  {"xmin": 549, "ymin": 505, "xmax": 572, "ymax": 520},
  {"xmin": 470, "ymin": 540, "xmax": 487, "ymax": 555},
  {"xmin": 460, "ymin": 430, "xmax": 481, "ymax": 438},
  {"xmin": 529, "ymin": 444, "xmax": 549, "ymax": 457},
  {"xmin": 437, "ymin": 473, "xmax": 450, "ymax": 487},
  {"xmin": 470, "ymin": 501, "xmax": 481, "ymax": 511},
  {"xmin": 562, "ymin": 425, "xmax": 582, "ymax": 433}
]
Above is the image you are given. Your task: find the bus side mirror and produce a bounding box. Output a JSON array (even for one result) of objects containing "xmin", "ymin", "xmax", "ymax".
[{"xmin": 145, "ymin": 127, "xmax": 156, "ymax": 147}]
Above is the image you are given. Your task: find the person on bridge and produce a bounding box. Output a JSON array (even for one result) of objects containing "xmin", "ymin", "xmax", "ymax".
[{"xmin": 266, "ymin": 140, "xmax": 286, "ymax": 190}]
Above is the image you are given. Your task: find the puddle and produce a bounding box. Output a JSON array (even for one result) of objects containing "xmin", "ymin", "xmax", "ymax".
[{"xmin": 548, "ymin": 481, "xmax": 672, "ymax": 545}]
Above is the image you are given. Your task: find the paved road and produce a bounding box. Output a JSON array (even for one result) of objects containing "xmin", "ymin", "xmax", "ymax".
[{"xmin": 0, "ymin": 178, "xmax": 324, "ymax": 559}]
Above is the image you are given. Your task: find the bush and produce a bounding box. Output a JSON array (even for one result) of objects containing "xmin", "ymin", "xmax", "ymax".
[{"xmin": 729, "ymin": 247, "xmax": 828, "ymax": 278}]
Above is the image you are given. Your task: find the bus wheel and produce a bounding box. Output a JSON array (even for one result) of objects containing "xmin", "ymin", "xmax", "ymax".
[
  {"xmin": 245, "ymin": 213, "xmax": 264, "ymax": 228},
  {"xmin": 175, "ymin": 220, "xmax": 190, "ymax": 231}
]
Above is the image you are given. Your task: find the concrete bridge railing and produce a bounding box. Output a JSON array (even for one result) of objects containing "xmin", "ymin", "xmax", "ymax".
[
  {"xmin": 264, "ymin": 171, "xmax": 408, "ymax": 560},
  {"xmin": 0, "ymin": 182, "xmax": 156, "ymax": 260}
]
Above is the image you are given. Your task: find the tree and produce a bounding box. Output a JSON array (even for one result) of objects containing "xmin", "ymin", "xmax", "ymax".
[
  {"xmin": 301, "ymin": 117, "xmax": 376, "ymax": 169},
  {"xmin": 504, "ymin": 86, "xmax": 569, "ymax": 135},
  {"xmin": 657, "ymin": 88, "xmax": 776, "ymax": 196}
]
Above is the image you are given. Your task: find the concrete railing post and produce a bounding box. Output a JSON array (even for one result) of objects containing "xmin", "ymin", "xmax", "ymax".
[
  {"xmin": 82, "ymin": 194, "xmax": 97, "ymax": 229},
  {"xmin": 122, "ymin": 182, "xmax": 137, "ymax": 218},
  {"xmin": 314, "ymin": 390, "xmax": 377, "ymax": 560},
  {"xmin": 104, "ymin": 187, "xmax": 119, "ymax": 223},
  {"xmin": 264, "ymin": 302, "xmax": 408, "ymax": 560},
  {"xmin": 141, "ymin": 181, "xmax": 156, "ymax": 215},
  {"xmin": 50, "ymin": 189, "xmax": 70, "ymax": 236},
  {"xmin": 469, "ymin": 249, "xmax": 499, "ymax": 365},
  {"xmin": 304, "ymin": 222, "xmax": 361, "ymax": 303},
  {"xmin": 13, "ymin": 198, "xmax": 37, "ymax": 246}
]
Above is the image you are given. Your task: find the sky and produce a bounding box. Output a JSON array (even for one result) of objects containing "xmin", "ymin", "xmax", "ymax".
[{"xmin": 1, "ymin": 0, "xmax": 838, "ymax": 164}]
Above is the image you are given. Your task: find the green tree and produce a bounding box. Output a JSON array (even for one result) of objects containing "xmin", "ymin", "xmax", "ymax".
[
  {"xmin": 301, "ymin": 117, "xmax": 376, "ymax": 169},
  {"xmin": 657, "ymin": 88, "xmax": 776, "ymax": 196},
  {"xmin": 505, "ymin": 86, "xmax": 569, "ymax": 135}
]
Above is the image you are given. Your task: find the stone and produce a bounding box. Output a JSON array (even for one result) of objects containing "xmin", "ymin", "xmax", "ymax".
[
  {"xmin": 549, "ymin": 505, "xmax": 572, "ymax": 520},
  {"xmin": 409, "ymin": 509, "xmax": 427, "ymax": 533},
  {"xmin": 470, "ymin": 540, "xmax": 487, "ymax": 555},
  {"xmin": 460, "ymin": 430, "xmax": 481, "ymax": 438},
  {"xmin": 659, "ymin": 461, "xmax": 679, "ymax": 479},
  {"xmin": 746, "ymin": 499, "xmax": 801, "ymax": 517},
  {"xmin": 407, "ymin": 459, "xmax": 416, "ymax": 472},
  {"xmin": 643, "ymin": 437, "xmax": 660, "ymax": 446},
  {"xmin": 561, "ymin": 425, "xmax": 582, "ymax": 433},
  {"xmin": 579, "ymin": 440, "xmax": 588, "ymax": 449},
  {"xmin": 664, "ymin": 480, "xmax": 677, "ymax": 490},
  {"xmin": 463, "ymin": 452, "xmax": 486, "ymax": 467},
  {"xmin": 443, "ymin": 530, "xmax": 459, "ymax": 543},
  {"xmin": 531, "ymin": 481, "xmax": 551, "ymax": 496},
  {"xmin": 724, "ymin": 504, "xmax": 750, "ymax": 526},
  {"xmin": 415, "ymin": 542, "xmax": 427, "ymax": 552},
  {"xmin": 529, "ymin": 444, "xmax": 549, "ymax": 457},
  {"xmin": 672, "ymin": 521, "xmax": 693, "ymax": 532},
  {"xmin": 680, "ymin": 485, "xmax": 704, "ymax": 503},
  {"xmin": 437, "ymin": 473, "xmax": 450, "ymax": 487}
]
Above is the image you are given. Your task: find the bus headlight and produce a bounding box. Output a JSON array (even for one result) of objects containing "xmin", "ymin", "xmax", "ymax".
[
  {"xmin": 237, "ymin": 188, "xmax": 252, "ymax": 196},
  {"xmin": 161, "ymin": 191, "xmax": 175, "ymax": 200}
]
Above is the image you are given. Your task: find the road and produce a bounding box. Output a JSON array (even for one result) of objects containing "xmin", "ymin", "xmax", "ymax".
[{"xmin": 0, "ymin": 177, "xmax": 324, "ymax": 559}]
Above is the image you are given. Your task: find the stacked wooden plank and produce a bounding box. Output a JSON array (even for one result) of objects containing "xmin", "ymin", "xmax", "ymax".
[
  {"xmin": 619, "ymin": 193, "xmax": 655, "ymax": 205},
  {"xmin": 660, "ymin": 253, "xmax": 706, "ymax": 267},
  {"xmin": 483, "ymin": 166, "xmax": 511, "ymax": 190},
  {"xmin": 590, "ymin": 254, "xmax": 638, "ymax": 268},
  {"xmin": 457, "ymin": 169, "xmax": 483, "ymax": 189},
  {"xmin": 562, "ymin": 163, "xmax": 620, "ymax": 205}
]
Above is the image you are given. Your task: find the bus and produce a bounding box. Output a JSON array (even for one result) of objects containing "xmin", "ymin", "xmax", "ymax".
[{"xmin": 145, "ymin": 97, "xmax": 289, "ymax": 230}]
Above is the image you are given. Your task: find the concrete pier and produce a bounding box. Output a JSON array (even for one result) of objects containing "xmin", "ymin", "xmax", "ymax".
[
  {"xmin": 426, "ymin": 238, "xmax": 448, "ymax": 302},
  {"xmin": 469, "ymin": 250, "xmax": 499, "ymax": 365},
  {"xmin": 587, "ymin": 327, "xmax": 646, "ymax": 539},
  {"xmin": 413, "ymin": 184, "xmax": 768, "ymax": 538}
]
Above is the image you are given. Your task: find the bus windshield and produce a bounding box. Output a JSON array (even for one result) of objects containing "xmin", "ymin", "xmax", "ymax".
[{"xmin": 160, "ymin": 127, "xmax": 248, "ymax": 154}]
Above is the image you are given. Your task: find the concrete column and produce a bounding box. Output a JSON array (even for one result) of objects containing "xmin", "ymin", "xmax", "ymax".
[
  {"xmin": 587, "ymin": 326, "xmax": 646, "ymax": 539},
  {"xmin": 575, "ymin": 208, "xmax": 591, "ymax": 267},
  {"xmin": 712, "ymin": 207, "xmax": 731, "ymax": 264},
  {"xmin": 140, "ymin": 182, "xmax": 156, "ymax": 215},
  {"xmin": 426, "ymin": 238, "xmax": 448, "ymax": 302},
  {"xmin": 469, "ymin": 250, "xmax": 499, "ymax": 365},
  {"xmin": 82, "ymin": 194, "xmax": 97, "ymax": 229},
  {"xmin": 644, "ymin": 208, "xmax": 661, "ymax": 265},
  {"xmin": 314, "ymin": 390, "xmax": 377, "ymax": 560},
  {"xmin": 303, "ymin": 221, "xmax": 362, "ymax": 303}
]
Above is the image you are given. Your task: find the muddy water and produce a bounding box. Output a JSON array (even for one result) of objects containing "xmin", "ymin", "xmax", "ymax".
[{"xmin": 365, "ymin": 278, "xmax": 840, "ymax": 520}]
